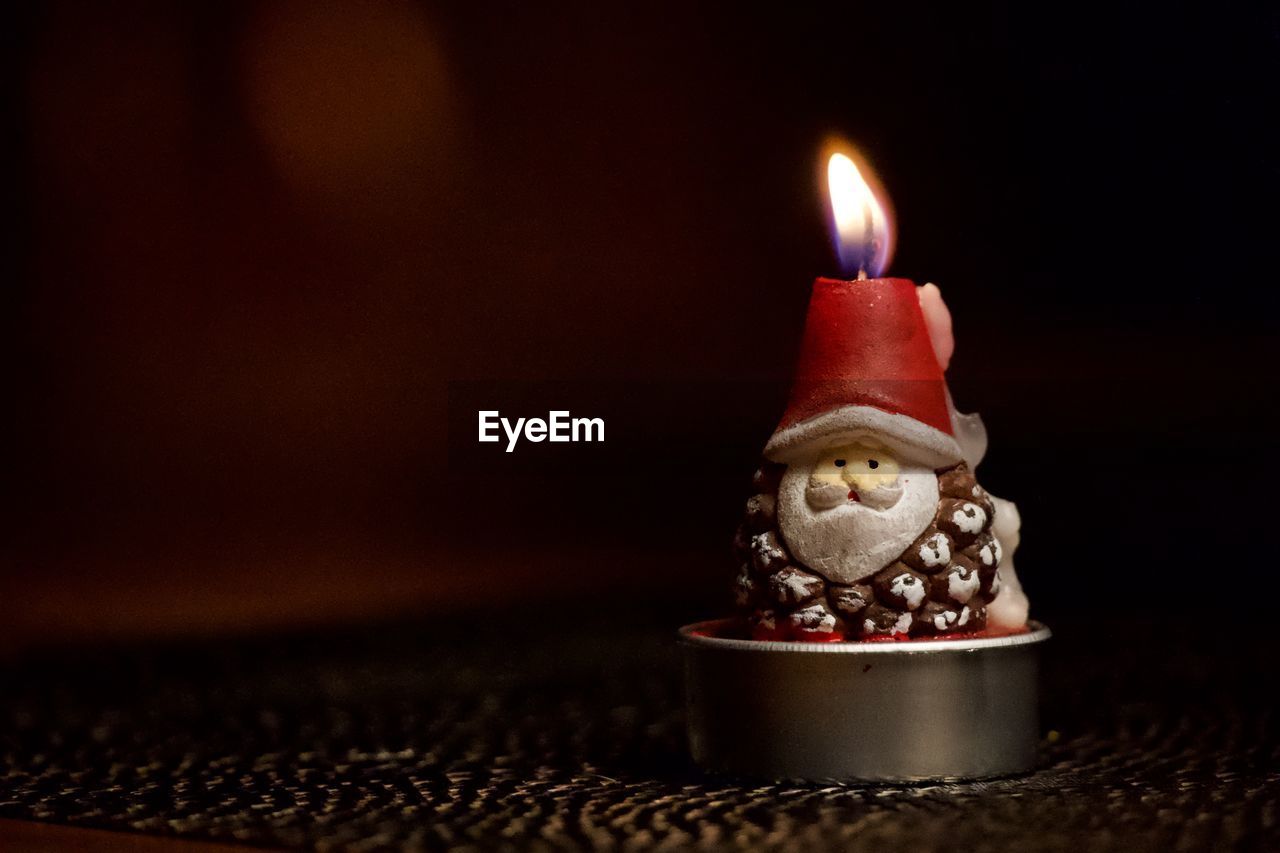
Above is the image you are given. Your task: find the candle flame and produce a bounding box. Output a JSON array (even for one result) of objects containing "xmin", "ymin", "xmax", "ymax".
[{"xmin": 826, "ymin": 148, "xmax": 894, "ymax": 278}]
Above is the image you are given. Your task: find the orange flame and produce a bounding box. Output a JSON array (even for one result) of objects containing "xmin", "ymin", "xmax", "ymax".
[{"xmin": 825, "ymin": 144, "xmax": 895, "ymax": 278}]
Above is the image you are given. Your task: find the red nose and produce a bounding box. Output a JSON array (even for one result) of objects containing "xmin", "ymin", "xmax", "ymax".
[{"xmin": 848, "ymin": 490, "xmax": 861, "ymax": 502}]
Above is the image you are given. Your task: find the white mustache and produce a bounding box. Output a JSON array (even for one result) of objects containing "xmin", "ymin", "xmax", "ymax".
[
  {"xmin": 806, "ymin": 480, "xmax": 903, "ymax": 511},
  {"xmin": 859, "ymin": 482, "xmax": 904, "ymax": 509}
]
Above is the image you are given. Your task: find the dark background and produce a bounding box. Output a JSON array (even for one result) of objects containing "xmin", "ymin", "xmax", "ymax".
[{"xmin": 6, "ymin": 0, "xmax": 1279, "ymax": 647}]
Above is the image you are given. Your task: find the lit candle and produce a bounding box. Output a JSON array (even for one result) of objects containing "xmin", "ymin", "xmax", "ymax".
[
  {"xmin": 680, "ymin": 144, "xmax": 1047, "ymax": 782},
  {"xmin": 734, "ymin": 145, "xmax": 1028, "ymax": 642}
]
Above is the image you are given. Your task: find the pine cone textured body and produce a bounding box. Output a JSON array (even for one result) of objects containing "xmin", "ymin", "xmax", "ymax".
[{"xmin": 733, "ymin": 462, "xmax": 1002, "ymax": 641}]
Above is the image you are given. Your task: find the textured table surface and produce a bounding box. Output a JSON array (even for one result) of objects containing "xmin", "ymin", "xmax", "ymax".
[{"xmin": 1, "ymin": 603, "xmax": 1276, "ymax": 851}]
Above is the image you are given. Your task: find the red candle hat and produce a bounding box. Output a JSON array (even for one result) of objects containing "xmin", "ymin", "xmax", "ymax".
[{"xmin": 764, "ymin": 276, "xmax": 962, "ymax": 468}]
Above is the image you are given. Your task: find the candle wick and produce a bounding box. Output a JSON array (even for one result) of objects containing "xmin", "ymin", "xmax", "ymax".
[{"xmin": 861, "ymin": 201, "xmax": 876, "ymax": 279}]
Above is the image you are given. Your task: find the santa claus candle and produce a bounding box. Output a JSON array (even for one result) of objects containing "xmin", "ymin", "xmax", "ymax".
[
  {"xmin": 682, "ymin": 144, "xmax": 1048, "ymax": 782},
  {"xmin": 729, "ymin": 148, "xmax": 1031, "ymax": 644}
]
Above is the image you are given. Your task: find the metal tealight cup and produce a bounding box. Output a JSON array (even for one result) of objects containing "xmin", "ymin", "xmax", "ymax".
[{"xmin": 680, "ymin": 619, "xmax": 1051, "ymax": 782}]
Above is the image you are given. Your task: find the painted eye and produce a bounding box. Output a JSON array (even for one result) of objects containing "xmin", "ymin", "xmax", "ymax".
[
  {"xmin": 834, "ymin": 459, "xmax": 846, "ymax": 467},
  {"xmin": 868, "ymin": 459, "xmax": 879, "ymax": 469}
]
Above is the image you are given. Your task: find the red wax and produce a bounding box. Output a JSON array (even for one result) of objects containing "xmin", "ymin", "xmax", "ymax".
[
  {"xmin": 773, "ymin": 277, "xmax": 953, "ymax": 439},
  {"xmin": 791, "ymin": 629, "xmax": 847, "ymax": 643},
  {"xmin": 709, "ymin": 618, "xmax": 1030, "ymax": 644}
]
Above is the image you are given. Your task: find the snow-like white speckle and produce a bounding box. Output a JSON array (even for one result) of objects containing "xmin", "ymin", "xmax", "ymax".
[
  {"xmin": 734, "ymin": 568, "xmax": 755, "ymax": 606},
  {"xmin": 792, "ymin": 604, "xmax": 837, "ymax": 633},
  {"xmin": 947, "ymin": 567, "xmax": 979, "ymax": 603},
  {"xmin": 890, "ymin": 573, "xmax": 926, "ymax": 610},
  {"xmin": 951, "ymin": 502, "xmax": 987, "ymax": 534},
  {"xmin": 958, "ymin": 606, "xmax": 972, "ymax": 627},
  {"xmin": 832, "ymin": 588, "xmax": 868, "ymax": 614},
  {"xmin": 775, "ymin": 570, "xmax": 817, "ymax": 603},
  {"xmin": 751, "ymin": 532, "xmax": 787, "ymax": 571},
  {"xmin": 918, "ymin": 533, "xmax": 950, "ymax": 567},
  {"xmin": 990, "ymin": 570, "xmax": 1002, "ymax": 596},
  {"xmin": 978, "ymin": 538, "xmax": 999, "ymax": 567},
  {"xmin": 933, "ymin": 610, "xmax": 958, "ymax": 631},
  {"xmin": 864, "ymin": 612, "xmax": 913, "ymax": 635}
]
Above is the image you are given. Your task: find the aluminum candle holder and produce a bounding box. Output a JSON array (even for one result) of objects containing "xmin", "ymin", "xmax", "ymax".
[
  {"xmin": 688, "ymin": 146, "xmax": 1046, "ymax": 783},
  {"xmin": 680, "ymin": 620, "xmax": 1050, "ymax": 782}
]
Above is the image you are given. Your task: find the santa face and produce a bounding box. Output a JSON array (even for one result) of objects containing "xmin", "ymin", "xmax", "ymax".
[
  {"xmin": 804, "ymin": 443, "xmax": 904, "ymax": 511},
  {"xmin": 776, "ymin": 442, "xmax": 938, "ymax": 585}
]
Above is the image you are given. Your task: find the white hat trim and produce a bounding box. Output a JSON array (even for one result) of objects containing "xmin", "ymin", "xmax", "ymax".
[{"xmin": 764, "ymin": 404, "xmax": 963, "ymax": 469}]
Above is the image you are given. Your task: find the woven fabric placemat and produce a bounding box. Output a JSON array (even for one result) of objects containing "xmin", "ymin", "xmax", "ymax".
[{"xmin": 1, "ymin": 604, "xmax": 1275, "ymax": 851}]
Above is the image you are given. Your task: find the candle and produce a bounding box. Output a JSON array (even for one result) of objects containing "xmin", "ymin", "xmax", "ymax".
[
  {"xmin": 680, "ymin": 144, "xmax": 1047, "ymax": 782},
  {"xmin": 731, "ymin": 146, "xmax": 1030, "ymax": 643}
]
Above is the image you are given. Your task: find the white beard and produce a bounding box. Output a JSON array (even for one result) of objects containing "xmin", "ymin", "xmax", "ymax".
[{"xmin": 776, "ymin": 462, "xmax": 939, "ymax": 585}]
